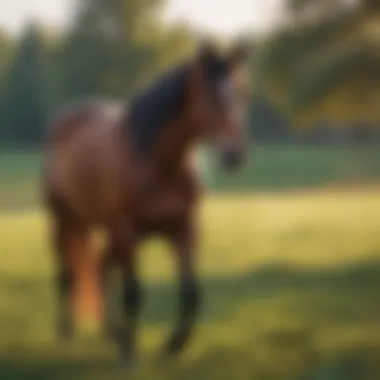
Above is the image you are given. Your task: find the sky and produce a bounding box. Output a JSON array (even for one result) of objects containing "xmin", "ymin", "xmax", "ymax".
[
  {"xmin": 163, "ymin": 0, "xmax": 285, "ymax": 37},
  {"xmin": 0, "ymin": 0, "xmax": 285, "ymax": 37}
]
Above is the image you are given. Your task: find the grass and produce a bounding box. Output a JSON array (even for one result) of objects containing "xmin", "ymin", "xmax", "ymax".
[
  {"xmin": 0, "ymin": 150, "xmax": 43, "ymax": 210},
  {"xmin": 1, "ymin": 190, "xmax": 380, "ymax": 379},
  {"xmin": 210, "ymin": 142, "xmax": 380, "ymax": 190},
  {"xmin": 0, "ymin": 147, "xmax": 380, "ymax": 379}
]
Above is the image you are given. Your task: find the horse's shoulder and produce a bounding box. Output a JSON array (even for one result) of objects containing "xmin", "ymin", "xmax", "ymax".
[{"xmin": 47, "ymin": 98, "xmax": 124, "ymax": 141}]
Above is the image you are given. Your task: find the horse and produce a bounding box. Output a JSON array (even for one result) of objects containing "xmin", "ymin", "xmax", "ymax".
[{"xmin": 43, "ymin": 42, "xmax": 250, "ymax": 367}]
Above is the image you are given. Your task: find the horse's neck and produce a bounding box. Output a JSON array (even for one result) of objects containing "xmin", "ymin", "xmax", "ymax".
[
  {"xmin": 127, "ymin": 62, "xmax": 200, "ymax": 177},
  {"xmin": 151, "ymin": 116, "xmax": 198, "ymax": 177},
  {"xmin": 128, "ymin": 64, "xmax": 189, "ymax": 154}
]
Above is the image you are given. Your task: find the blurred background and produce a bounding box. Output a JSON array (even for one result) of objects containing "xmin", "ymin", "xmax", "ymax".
[{"xmin": 0, "ymin": 0, "xmax": 379, "ymax": 379}]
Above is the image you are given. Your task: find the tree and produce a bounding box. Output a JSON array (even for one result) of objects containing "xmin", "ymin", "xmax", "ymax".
[
  {"xmin": 2, "ymin": 23, "xmax": 48, "ymax": 145},
  {"xmin": 57, "ymin": 0, "xmax": 163, "ymax": 104},
  {"xmin": 0, "ymin": 30, "xmax": 14, "ymax": 142},
  {"xmin": 259, "ymin": 0, "xmax": 380, "ymax": 128}
]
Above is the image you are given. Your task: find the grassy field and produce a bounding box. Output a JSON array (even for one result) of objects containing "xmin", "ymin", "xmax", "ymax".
[{"xmin": 0, "ymin": 148, "xmax": 380, "ymax": 379}]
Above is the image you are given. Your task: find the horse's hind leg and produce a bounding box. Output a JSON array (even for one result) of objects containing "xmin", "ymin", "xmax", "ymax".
[
  {"xmin": 50, "ymin": 209, "xmax": 99, "ymax": 340},
  {"xmin": 51, "ymin": 214, "xmax": 78, "ymax": 340}
]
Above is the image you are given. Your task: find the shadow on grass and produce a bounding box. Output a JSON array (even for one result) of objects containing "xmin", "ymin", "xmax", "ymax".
[
  {"xmin": 1, "ymin": 341, "xmax": 380, "ymax": 380},
  {"xmin": 144, "ymin": 257, "xmax": 380, "ymax": 325},
  {"xmin": 2, "ymin": 257, "xmax": 380, "ymax": 321},
  {"xmin": 1, "ymin": 259, "xmax": 380, "ymax": 379},
  {"xmin": 1, "ymin": 257, "xmax": 380, "ymax": 326},
  {"xmin": 0, "ymin": 349, "xmax": 115, "ymax": 380}
]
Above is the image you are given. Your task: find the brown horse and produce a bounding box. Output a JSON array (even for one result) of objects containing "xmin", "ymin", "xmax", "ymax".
[{"xmin": 43, "ymin": 42, "xmax": 250, "ymax": 367}]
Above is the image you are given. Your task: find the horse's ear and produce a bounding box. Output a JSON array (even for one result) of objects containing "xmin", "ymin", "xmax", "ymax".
[
  {"xmin": 196, "ymin": 41, "xmax": 219, "ymax": 66},
  {"xmin": 227, "ymin": 42, "xmax": 249, "ymax": 70}
]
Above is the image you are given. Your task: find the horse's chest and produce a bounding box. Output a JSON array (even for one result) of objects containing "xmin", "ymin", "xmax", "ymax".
[
  {"xmin": 139, "ymin": 189, "xmax": 188, "ymax": 225},
  {"xmin": 135, "ymin": 180, "xmax": 197, "ymax": 233}
]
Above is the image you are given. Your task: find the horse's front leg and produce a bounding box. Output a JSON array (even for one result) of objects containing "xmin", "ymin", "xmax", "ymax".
[
  {"xmin": 164, "ymin": 218, "xmax": 200, "ymax": 355},
  {"xmin": 108, "ymin": 222, "xmax": 141, "ymax": 369}
]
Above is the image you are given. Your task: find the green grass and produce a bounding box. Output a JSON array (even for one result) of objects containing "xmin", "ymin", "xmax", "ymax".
[
  {"xmin": 0, "ymin": 147, "xmax": 380, "ymax": 379},
  {"xmin": 0, "ymin": 150, "xmax": 42, "ymax": 210},
  {"xmin": 210, "ymin": 143, "xmax": 380, "ymax": 190},
  {"xmin": 1, "ymin": 191, "xmax": 380, "ymax": 379}
]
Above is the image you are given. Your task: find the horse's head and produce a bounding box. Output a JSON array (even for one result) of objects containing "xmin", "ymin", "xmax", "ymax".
[{"xmin": 187, "ymin": 41, "xmax": 251, "ymax": 171}]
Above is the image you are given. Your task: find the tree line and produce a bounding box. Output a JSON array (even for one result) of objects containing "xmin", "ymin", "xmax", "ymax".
[{"xmin": 0, "ymin": 0, "xmax": 378, "ymax": 147}]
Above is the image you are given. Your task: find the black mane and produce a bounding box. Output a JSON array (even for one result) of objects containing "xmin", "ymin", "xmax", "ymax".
[
  {"xmin": 127, "ymin": 55, "xmax": 230, "ymax": 155},
  {"xmin": 128, "ymin": 63, "xmax": 189, "ymax": 155}
]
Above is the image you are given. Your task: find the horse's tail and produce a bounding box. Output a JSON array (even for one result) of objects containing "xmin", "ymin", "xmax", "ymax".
[{"xmin": 73, "ymin": 230, "xmax": 104, "ymax": 332}]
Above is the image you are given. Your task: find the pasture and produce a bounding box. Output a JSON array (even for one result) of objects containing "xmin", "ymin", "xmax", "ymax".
[{"xmin": 0, "ymin": 146, "xmax": 380, "ymax": 379}]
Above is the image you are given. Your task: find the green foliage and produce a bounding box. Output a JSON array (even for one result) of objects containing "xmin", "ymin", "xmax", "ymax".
[
  {"xmin": 0, "ymin": 30, "xmax": 13, "ymax": 86},
  {"xmin": 0, "ymin": 0, "xmax": 194, "ymax": 146},
  {"xmin": 57, "ymin": 0, "xmax": 159, "ymax": 102},
  {"xmin": 0, "ymin": 31, "xmax": 14, "ymax": 140},
  {"xmin": 1, "ymin": 24, "xmax": 48, "ymax": 145},
  {"xmin": 0, "ymin": 0, "xmax": 378, "ymax": 146},
  {"xmin": 259, "ymin": 0, "xmax": 380, "ymax": 127}
]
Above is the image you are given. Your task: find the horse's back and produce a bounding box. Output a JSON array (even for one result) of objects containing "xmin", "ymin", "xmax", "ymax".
[{"xmin": 44, "ymin": 98, "xmax": 132, "ymax": 222}]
